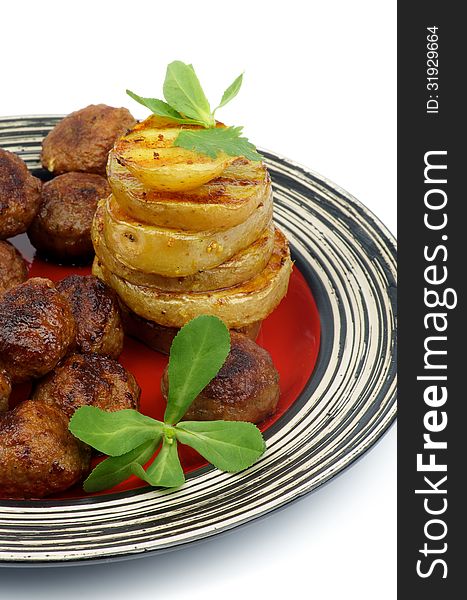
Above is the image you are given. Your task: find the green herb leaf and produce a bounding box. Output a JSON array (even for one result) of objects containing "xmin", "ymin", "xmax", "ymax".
[
  {"xmin": 126, "ymin": 90, "xmax": 183, "ymax": 119},
  {"xmin": 69, "ymin": 406, "xmax": 164, "ymax": 456},
  {"xmin": 126, "ymin": 62, "xmax": 261, "ymax": 162},
  {"xmin": 163, "ymin": 61, "xmax": 214, "ymax": 127},
  {"xmin": 83, "ymin": 438, "xmax": 160, "ymax": 493},
  {"xmin": 214, "ymin": 73, "xmax": 244, "ymax": 113},
  {"xmin": 175, "ymin": 127, "xmax": 262, "ymax": 161},
  {"xmin": 132, "ymin": 434, "xmax": 185, "ymax": 488},
  {"xmin": 175, "ymin": 421, "xmax": 266, "ymax": 472},
  {"xmin": 126, "ymin": 90, "xmax": 205, "ymax": 125},
  {"xmin": 164, "ymin": 315, "xmax": 230, "ymax": 425}
]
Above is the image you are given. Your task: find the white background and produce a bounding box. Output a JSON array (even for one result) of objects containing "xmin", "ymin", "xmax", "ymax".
[{"xmin": 0, "ymin": 0, "xmax": 396, "ymax": 598}]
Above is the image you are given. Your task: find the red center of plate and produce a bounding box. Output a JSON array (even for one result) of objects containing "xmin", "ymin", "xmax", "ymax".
[{"xmin": 9, "ymin": 246, "xmax": 321, "ymax": 499}]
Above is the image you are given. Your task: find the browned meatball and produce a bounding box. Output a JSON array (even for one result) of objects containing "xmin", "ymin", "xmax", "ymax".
[
  {"xmin": 41, "ymin": 104, "xmax": 136, "ymax": 176},
  {"xmin": 120, "ymin": 301, "xmax": 262, "ymax": 355},
  {"xmin": 56, "ymin": 275, "xmax": 123, "ymax": 358},
  {"xmin": 0, "ymin": 278, "xmax": 76, "ymax": 383},
  {"xmin": 0, "ymin": 400, "xmax": 90, "ymax": 499},
  {"xmin": 31, "ymin": 352, "xmax": 140, "ymax": 420},
  {"xmin": 0, "ymin": 240, "xmax": 28, "ymax": 296},
  {"xmin": 161, "ymin": 332, "xmax": 280, "ymax": 423},
  {"xmin": 27, "ymin": 172, "xmax": 110, "ymax": 263},
  {"xmin": 0, "ymin": 149, "xmax": 42, "ymax": 239},
  {"xmin": 0, "ymin": 367, "xmax": 11, "ymax": 413}
]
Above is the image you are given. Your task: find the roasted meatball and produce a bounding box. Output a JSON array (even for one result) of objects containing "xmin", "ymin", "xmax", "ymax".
[
  {"xmin": 120, "ymin": 301, "xmax": 262, "ymax": 355},
  {"xmin": 161, "ymin": 332, "xmax": 280, "ymax": 423},
  {"xmin": 0, "ymin": 149, "xmax": 42, "ymax": 239},
  {"xmin": 56, "ymin": 275, "xmax": 123, "ymax": 358},
  {"xmin": 32, "ymin": 352, "xmax": 140, "ymax": 420},
  {"xmin": 41, "ymin": 104, "xmax": 136, "ymax": 176},
  {"xmin": 0, "ymin": 367, "xmax": 11, "ymax": 413},
  {"xmin": 120, "ymin": 303, "xmax": 184, "ymax": 355},
  {"xmin": 0, "ymin": 278, "xmax": 76, "ymax": 383},
  {"xmin": 0, "ymin": 400, "xmax": 90, "ymax": 499},
  {"xmin": 0, "ymin": 240, "xmax": 28, "ymax": 296},
  {"xmin": 27, "ymin": 172, "xmax": 110, "ymax": 263}
]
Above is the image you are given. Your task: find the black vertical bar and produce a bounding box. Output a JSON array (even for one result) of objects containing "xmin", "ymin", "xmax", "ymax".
[{"xmin": 398, "ymin": 4, "xmax": 463, "ymax": 596}]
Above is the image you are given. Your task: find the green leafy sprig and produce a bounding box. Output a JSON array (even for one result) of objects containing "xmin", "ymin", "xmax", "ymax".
[
  {"xmin": 126, "ymin": 61, "xmax": 262, "ymax": 162},
  {"xmin": 69, "ymin": 315, "xmax": 266, "ymax": 492}
]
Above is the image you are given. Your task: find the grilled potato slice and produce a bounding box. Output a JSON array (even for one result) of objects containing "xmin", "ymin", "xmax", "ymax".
[
  {"xmin": 92, "ymin": 228, "xmax": 292, "ymax": 329},
  {"xmin": 112, "ymin": 115, "xmax": 233, "ymax": 192},
  {"xmin": 100, "ymin": 192, "xmax": 273, "ymax": 277},
  {"xmin": 108, "ymin": 152, "xmax": 271, "ymax": 231},
  {"xmin": 92, "ymin": 203, "xmax": 275, "ymax": 291}
]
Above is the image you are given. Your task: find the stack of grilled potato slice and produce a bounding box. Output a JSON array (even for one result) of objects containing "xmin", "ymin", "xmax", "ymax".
[{"xmin": 92, "ymin": 115, "xmax": 292, "ymax": 353}]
